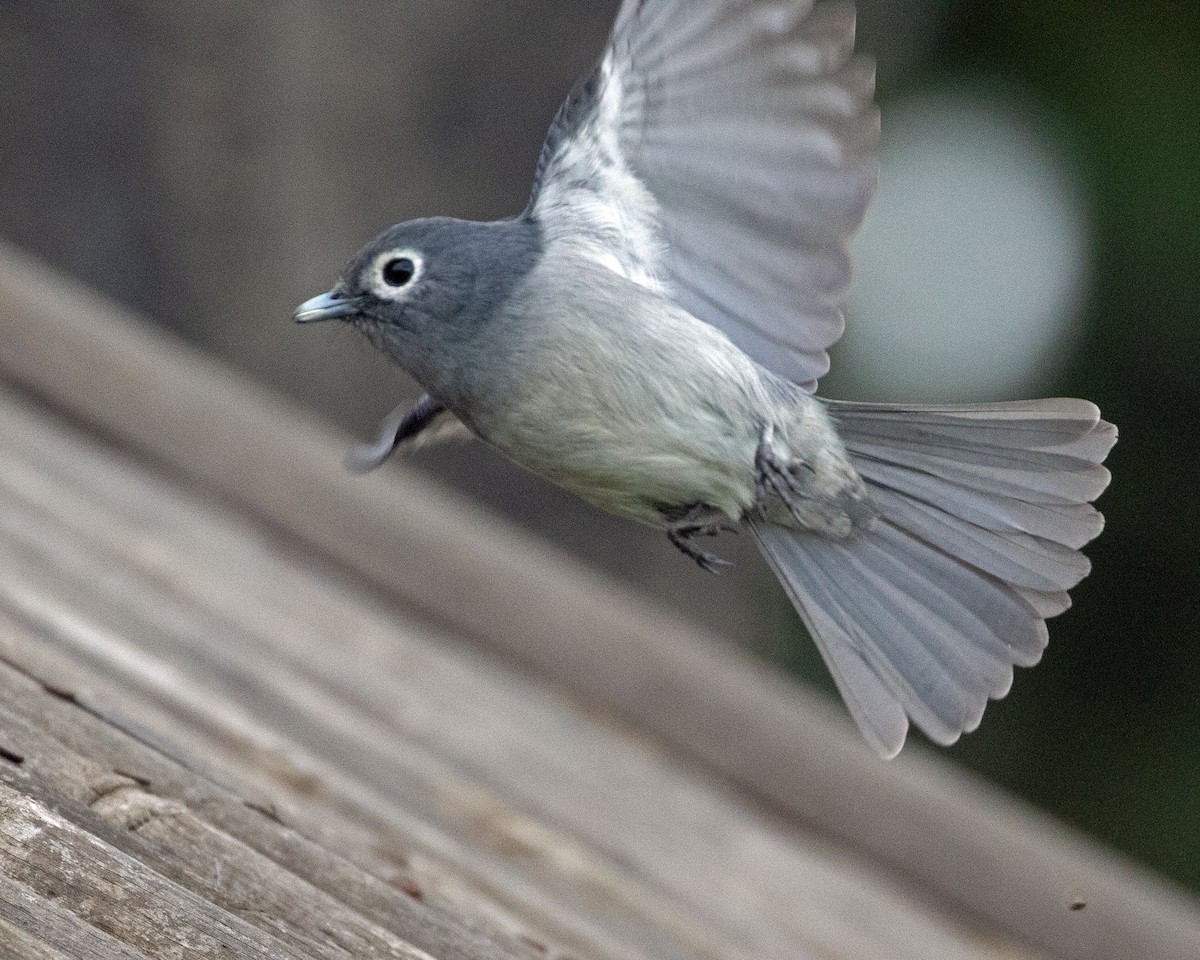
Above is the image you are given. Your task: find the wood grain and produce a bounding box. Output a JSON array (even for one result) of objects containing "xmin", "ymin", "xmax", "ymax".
[
  {"xmin": 0, "ymin": 874, "xmax": 153, "ymax": 960},
  {"xmin": 0, "ymin": 777, "xmax": 324, "ymax": 960},
  {"xmin": 0, "ymin": 658, "xmax": 544, "ymax": 960}
]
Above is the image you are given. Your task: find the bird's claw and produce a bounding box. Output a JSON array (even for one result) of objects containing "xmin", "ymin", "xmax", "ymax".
[
  {"xmin": 666, "ymin": 504, "xmax": 734, "ymax": 575},
  {"xmin": 695, "ymin": 551, "xmax": 733, "ymax": 575}
]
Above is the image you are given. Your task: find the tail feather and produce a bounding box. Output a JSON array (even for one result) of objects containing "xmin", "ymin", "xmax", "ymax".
[
  {"xmin": 849, "ymin": 455, "xmax": 1104, "ymax": 549},
  {"xmin": 1018, "ymin": 587, "xmax": 1073, "ymax": 619},
  {"xmin": 866, "ymin": 486, "xmax": 1090, "ymax": 593},
  {"xmin": 755, "ymin": 398, "xmax": 1115, "ymax": 758},
  {"xmin": 846, "ymin": 438, "xmax": 1110, "ymax": 504}
]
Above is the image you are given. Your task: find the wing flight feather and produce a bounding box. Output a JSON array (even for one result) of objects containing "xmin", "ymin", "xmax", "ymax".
[{"xmin": 529, "ymin": 0, "xmax": 879, "ymax": 390}]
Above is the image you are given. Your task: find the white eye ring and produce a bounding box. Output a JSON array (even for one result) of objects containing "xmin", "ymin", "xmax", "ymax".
[{"xmin": 368, "ymin": 249, "xmax": 424, "ymax": 300}]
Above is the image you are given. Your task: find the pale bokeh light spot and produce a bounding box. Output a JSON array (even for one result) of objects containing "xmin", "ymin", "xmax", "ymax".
[{"xmin": 840, "ymin": 91, "xmax": 1091, "ymax": 402}]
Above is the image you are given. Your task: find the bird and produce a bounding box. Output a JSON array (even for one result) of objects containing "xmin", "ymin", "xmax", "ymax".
[{"xmin": 295, "ymin": 0, "xmax": 1116, "ymax": 758}]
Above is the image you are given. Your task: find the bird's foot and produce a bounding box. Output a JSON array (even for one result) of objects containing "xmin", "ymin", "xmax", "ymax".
[{"xmin": 666, "ymin": 504, "xmax": 734, "ymax": 574}]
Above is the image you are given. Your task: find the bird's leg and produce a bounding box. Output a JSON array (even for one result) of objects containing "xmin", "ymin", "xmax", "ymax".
[
  {"xmin": 345, "ymin": 393, "xmax": 446, "ymax": 474},
  {"xmin": 666, "ymin": 504, "xmax": 734, "ymax": 574}
]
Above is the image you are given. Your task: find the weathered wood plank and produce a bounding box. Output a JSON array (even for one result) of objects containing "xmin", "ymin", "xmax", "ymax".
[
  {"xmin": 0, "ymin": 245, "xmax": 1197, "ymax": 959},
  {"xmin": 0, "ymin": 387, "xmax": 1020, "ymax": 960},
  {"xmin": 0, "ymin": 918, "xmax": 76, "ymax": 960},
  {"xmin": 0, "ymin": 684, "xmax": 530, "ymax": 960},
  {"xmin": 0, "ymin": 918, "xmax": 74, "ymax": 960},
  {"xmin": 0, "ymin": 775, "xmax": 325, "ymax": 959},
  {"xmin": 0, "ymin": 876, "xmax": 153, "ymax": 960},
  {"xmin": 0, "ymin": 657, "xmax": 565, "ymax": 960},
  {"xmin": 0, "ymin": 617, "xmax": 636, "ymax": 960}
]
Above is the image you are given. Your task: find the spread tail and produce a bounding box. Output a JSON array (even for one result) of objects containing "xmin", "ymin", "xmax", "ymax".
[{"xmin": 752, "ymin": 398, "xmax": 1117, "ymax": 758}]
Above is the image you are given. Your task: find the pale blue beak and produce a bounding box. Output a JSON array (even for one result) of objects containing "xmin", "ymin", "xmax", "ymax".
[{"xmin": 293, "ymin": 290, "xmax": 363, "ymax": 324}]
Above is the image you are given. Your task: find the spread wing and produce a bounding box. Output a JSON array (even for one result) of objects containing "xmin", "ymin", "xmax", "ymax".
[{"xmin": 528, "ymin": 0, "xmax": 879, "ymax": 391}]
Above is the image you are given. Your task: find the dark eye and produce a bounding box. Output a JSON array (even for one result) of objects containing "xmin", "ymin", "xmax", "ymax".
[{"xmin": 383, "ymin": 257, "xmax": 416, "ymax": 287}]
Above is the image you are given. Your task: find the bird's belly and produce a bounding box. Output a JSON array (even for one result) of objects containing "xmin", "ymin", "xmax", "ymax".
[{"xmin": 485, "ymin": 391, "xmax": 761, "ymax": 528}]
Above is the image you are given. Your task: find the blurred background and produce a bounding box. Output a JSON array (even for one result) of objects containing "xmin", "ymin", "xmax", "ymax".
[{"xmin": 1, "ymin": 0, "xmax": 1197, "ymax": 894}]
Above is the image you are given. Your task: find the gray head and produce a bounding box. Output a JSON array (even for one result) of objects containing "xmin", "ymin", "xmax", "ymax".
[{"xmin": 295, "ymin": 215, "xmax": 541, "ymax": 401}]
